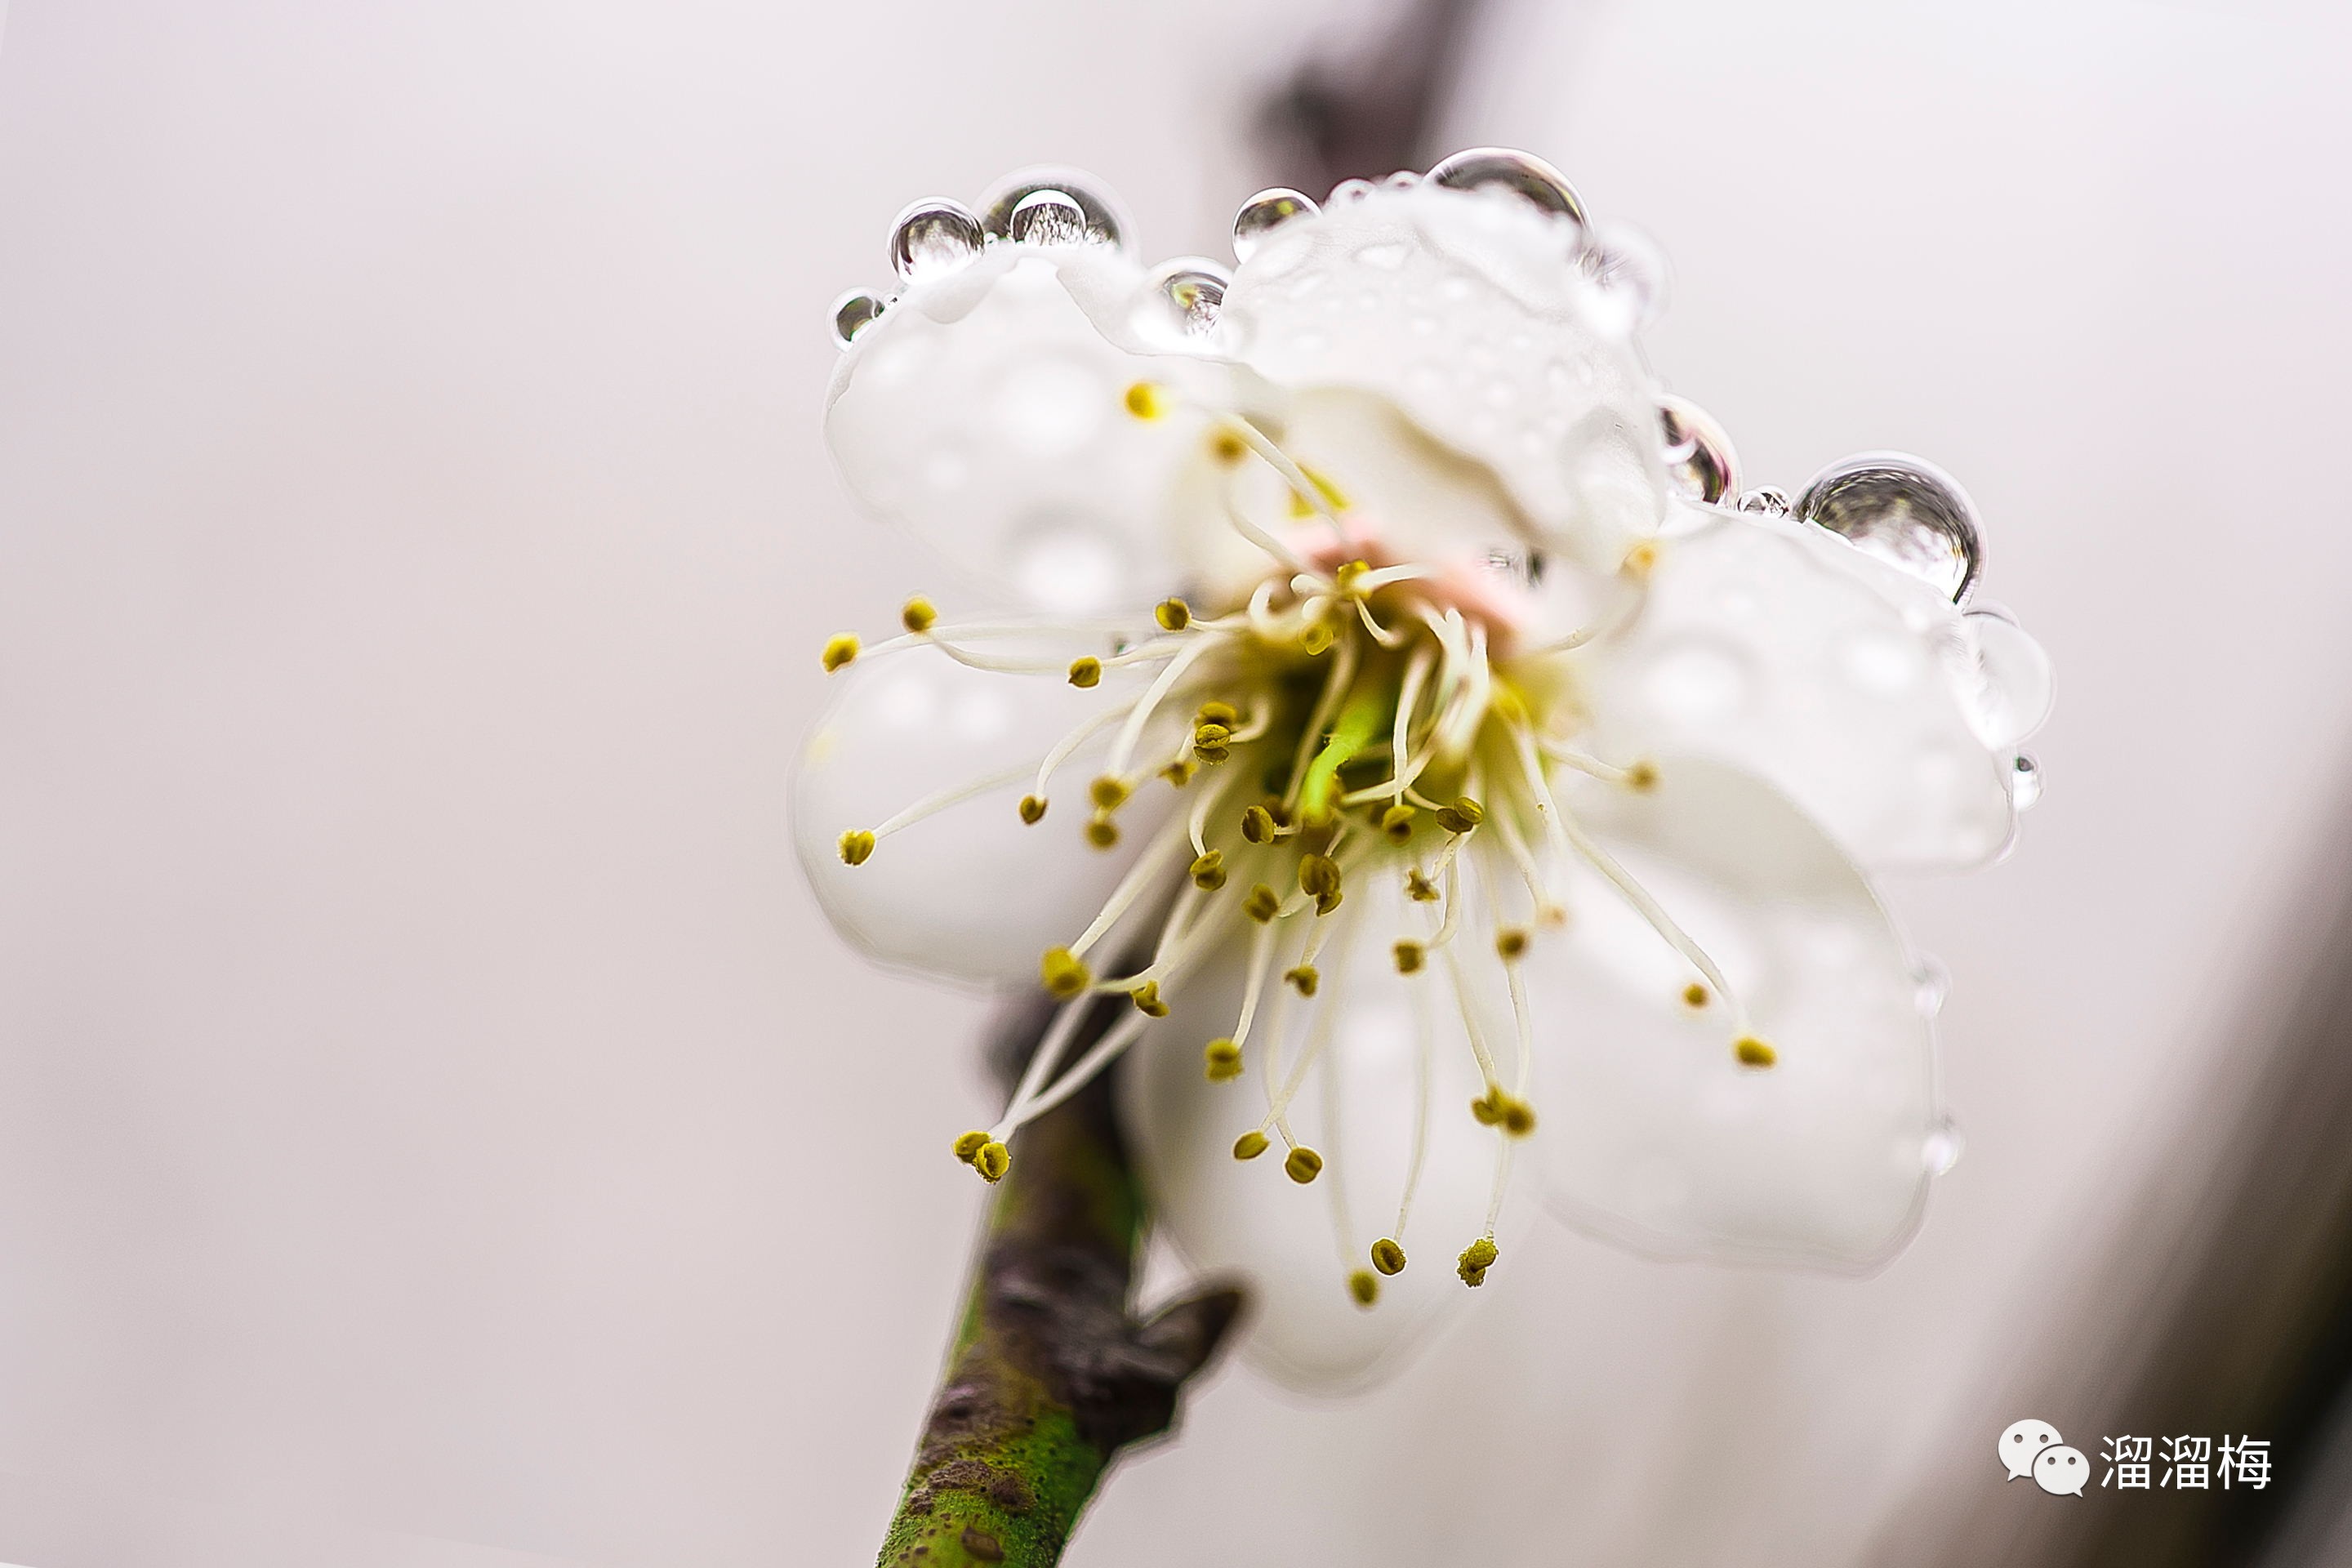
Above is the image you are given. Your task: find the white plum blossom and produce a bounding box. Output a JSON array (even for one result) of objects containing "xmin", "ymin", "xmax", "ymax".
[{"xmin": 793, "ymin": 153, "xmax": 2052, "ymax": 1388}]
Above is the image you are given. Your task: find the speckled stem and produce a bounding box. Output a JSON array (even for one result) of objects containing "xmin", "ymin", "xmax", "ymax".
[{"xmin": 875, "ymin": 998, "xmax": 1245, "ymax": 1568}]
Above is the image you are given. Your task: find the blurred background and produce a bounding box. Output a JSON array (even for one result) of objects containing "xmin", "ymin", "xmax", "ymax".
[{"xmin": 4, "ymin": 1, "xmax": 2352, "ymax": 1563}]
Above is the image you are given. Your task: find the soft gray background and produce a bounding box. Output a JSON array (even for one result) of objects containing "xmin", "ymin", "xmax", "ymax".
[{"xmin": 2, "ymin": 1, "xmax": 2349, "ymax": 1564}]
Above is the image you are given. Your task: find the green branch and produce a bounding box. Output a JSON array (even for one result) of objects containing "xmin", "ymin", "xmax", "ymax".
[{"xmin": 876, "ymin": 999, "xmax": 1245, "ymax": 1567}]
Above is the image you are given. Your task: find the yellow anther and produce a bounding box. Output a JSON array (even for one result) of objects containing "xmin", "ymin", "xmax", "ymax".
[
  {"xmin": 1190, "ymin": 851, "xmax": 1228, "ymax": 891},
  {"xmin": 1623, "ymin": 539, "xmax": 1662, "ymax": 579},
  {"xmin": 1682, "ymin": 982, "xmax": 1709, "ymax": 1009},
  {"xmin": 1393, "ymin": 940, "xmax": 1425, "ymax": 974},
  {"xmin": 1435, "ymin": 795, "xmax": 1486, "ymax": 834},
  {"xmin": 1470, "ymin": 1088, "xmax": 1503, "ymax": 1125},
  {"xmin": 1405, "ymin": 869, "xmax": 1440, "ymax": 902},
  {"xmin": 838, "ymin": 829, "xmax": 876, "ymax": 866},
  {"xmin": 1040, "ymin": 947, "xmax": 1092, "ymax": 998},
  {"xmin": 1627, "ymin": 760, "xmax": 1660, "ymax": 792},
  {"xmin": 1284, "ymin": 964, "xmax": 1319, "ymax": 997},
  {"xmin": 1067, "ymin": 656, "xmax": 1102, "ymax": 688},
  {"xmin": 1298, "ymin": 621, "xmax": 1335, "ymax": 656},
  {"xmin": 1380, "ymin": 803, "xmax": 1416, "ymax": 845},
  {"xmin": 1501, "ymin": 1098, "xmax": 1537, "ymax": 1138},
  {"xmin": 1735, "ymin": 1036, "xmax": 1779, "ymax": 1069},
  {"xmin": 1018, "ymin": 795, "xmax": 1048, "ymax": 825},
  {"xmin": 1210, "ymin": 429, "xmax": 1248, "ymax": 464},
  {"xmin": 1196, "ymin": 701, "xmax": 1239, "ymax": 726},
  {"xmin": 821, "ymin": 634, "xmax": 860, "ymax": 673},
  {"xmin": 1204, "ymin": 1038, "xmax": 1244, "ymax": 1082},
  {"xmin": 1155, "ymin": 597, "xmax": 1192, "ymax": 632},
  {"xmin": 1124, "ymin": 381, "xmax": 1168, "ymax": 420},
  {"xmin": 973, "ymin": 1141, "xmax": 1011, "ymax": 1183},
  {"xmin": 1348, "ymin": 1269, "xmax": 1379, "ymax": 1307},
  {"xmin": 1370, "ymin": 1238, "xmax": 1407, "ymax": 1276},
  {"xmin": 1240, "ymin": 804, "xmax": 1276, "ymax": 844},
  {"xmin": 1457, "ymin": 1236, "xmax": 1499, "ymax": 1287},
  {"xmin": 1298, "ymin": 854, "xmax": 1341, "ymax": 900},
  {"xmin": 1333, "ymin": 559, "xmax": 1371, "ymax": 595},
  {"xmin": 1160, "ymin": 757, "xmax": 1200, "ymax": 788},
  {"xmin": 1086, "ymin": 817, "xmax": 1120, "ymax": 849},
  {"xmin": 1232, "ymin": 1130, "xmax": 1270, "ymax": 1160},
  {"xmin": 901, "ymin": 596, "xmax": 938, "ymax": 634},
  {"xmin": 952, "ymin": 1130, "xmax": 991, "ymax": 1164},
  {"xmin": 1314, "ymin": 889, "xmax": 1343, "ymax": 917},
  {"xmin": 1192, "ymin": 722, "xmax": 1232, "ymax": 764},
  {"xmin": 1495, "ymin": 928, "xmax": 1529, "ymax": 960},
  {"xmin": 1243, "ymin": 884, "xmax": 1281, "ymax": 924},
  {"xmin": 1131, "ymin": 982, "xmax": 1169, "ymax": 1018},
  {"xmin": 1286, "ymin": 463, "xmax": 1349, "ymax": 516},
  {"xmin": 1284, "ymin": 1146, "xmax": 1324, "ymax": 1184},
  {"xmin": 1089, "ymin": 775, "xmax": 1130, "ymax": 811}
]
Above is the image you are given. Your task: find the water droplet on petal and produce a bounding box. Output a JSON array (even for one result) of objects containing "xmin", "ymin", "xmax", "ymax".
[
  {"xmin": 1584, "ymin": 220, "xmax": 1668, "ymax": 327},
  {"xmin": 979, "ymin": 167, "xmax": 1127, "ymax": 250},
  {"xmin": 1329, "ymin": 177, "xmax": 1376, "ymax": 204},
  {"xmin": 1960, "ymin": 607, "xmax": 2056, "ymax": 749},
  {"xmin": 1922, "ymin": 1117, "xmax": 1965, "ymax": 1175},
  {"xmin": 1795, "ymin": 452, "xmax": 1984, "ymax": 603},
  {"xmin": 888, "ymin": 198, "xmax": 983, "ymax": 280},
  {"xmin": 830, "ymin": 288, "xmax": 886, "ymax": 348},
  {"xmin": 1736, "ymin": 486, "xmax": 1791, "ymax": 518},
  {"xmin": 2010, "ymin": 751, "xmax": 2043, "ymax": 811},
  {"xmin": 1428, "ymin": 147, "xmax": 1587, "ymax": 227},
  {"xmin": 1383, "ymin": 170, "xmax": 1420, "ymax": 188},
  {"xmin": 1138, "ymin": 258, "xmax": 1230, "ymax": 345},
  {"xmin": 1911, "ymin": 956, "xmax": 1950, "ymax": 1018},
  {"xmin": 1232, "ymin": 187, "xmax": 1319, "ymax": 261},
  {"xmin": 1008, "ymin": 189, "xmax": 1089, "ymax": 247},
  {"xmin": 1659, "ymin": 395, "xmax": 1739, "ymax": 504}
]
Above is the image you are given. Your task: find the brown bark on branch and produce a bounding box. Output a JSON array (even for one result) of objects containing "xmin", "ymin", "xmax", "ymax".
[{"xmin": 875, "ymin": 998, "xmax": 1245, "ymax": 1567}]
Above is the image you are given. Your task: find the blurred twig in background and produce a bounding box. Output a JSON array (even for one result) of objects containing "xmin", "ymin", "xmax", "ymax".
[{"xmin": 1255, "ymin": 0, "xmax": 1488, "ymax": 191}]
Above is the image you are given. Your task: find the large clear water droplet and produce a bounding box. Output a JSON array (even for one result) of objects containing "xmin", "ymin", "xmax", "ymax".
[
  {"xmin": 1138, "ymin": 257, "xmax": 1229, "ymax": 345},
  {"xmin": 1008, "ymin": 189, "xmax": 1089, "ymax": 247},
  {"xmin": 889, "ymin": 197, "xmax": 983, "ymax": 280},
  {"xmin": 2010, "ymin": 751, "xmax": 2043, "ymax": 811},
  {"xmin": 1232, "ymin": 187, "xmax": 1319, "ymax": 261},
  {"xmin": 1736, "ymin": 486, "xmax": 1791, "ymax": 518},
  {"xmin": 1911, "ymin": 956, "xmax": 1950, "ymax": 1018},
  {"xmin": 979, "ymin": 167, "xmax": 1127, "ymax": 250},
  {"xmin": 830, "ymin": 288, "xmax": 886, "ymax": 349},
  {"xmin": 1922, "ymin": 1116, "xmax": 1966, "ymax": 1176},
  {"xmin": 1428, "ymin": 147, "xmax": 1587, "ymax": 227},
  {"xmin": 1659, "ymin": 395, "xmax": 1739, "ymax": 505},
  {"xmin": 1794, "ymin": 452, "xmax": 1984, "ymax": 603}
]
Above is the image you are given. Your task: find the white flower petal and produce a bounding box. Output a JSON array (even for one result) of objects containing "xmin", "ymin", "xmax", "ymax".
[
  {"xmin": 791, "ymin": 639, "xmax": 1174, "ymax": 987},
  {"xmin": 825, "ymin": 248, "xmax": 1219, "ymax": 615},
  {"xmin": 1219, "ymin": 182, "xmax": 1668, "ymax": 571},
  {"xmin": 1120, "ymin": 876, "xmax": 1517, "ymax": 1392},
  {"xmin": 1577, "ymin": 500, "xmax": 2023, "ymax": 871},
  {"xmin": 1524, "ymin": 759, "xmax": 1938, "ymax": 1271}
]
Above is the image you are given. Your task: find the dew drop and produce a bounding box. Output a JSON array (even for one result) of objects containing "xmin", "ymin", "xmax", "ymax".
[
  {"xmin": 1428, "ymin": 147, "xmax": 1587, "ymax": 227},
  {"xmin": 830, "ymin": 288, "xmax": 886, "ymax": 348},
  {"xmin": 1922, "ymin": 1117, "xmax": 1965, "ymax": 1175},
  {"xmin": 1138, "ymin": 259, "xmax": 1230, "ymax": 344},
  {"xmin": 1232, "ymin": 187, "xmax": 1319, "ymax": 261},
  {"xmin": 1736, "ymin": 486, "xmax": 1791, "ymax": 519},
  {"xmin": 1960, "ymin": 607, "xmax": 2056, "ymax": 750},
  {"xmin": 1584, "ymin": 221, "xmax": 1668, "ymax": 327},
  {"xmin": 1008, "ymin": 189, "xmax": 1089, "ymax": 247},
  {"xmin": 888, "ymin": 198, "xmax": 983, "ymax": 280},
  {"xmin": 1330, "ymin": 177, "xmax": 1376, "ymax": 204},
  {"xmin": 1911, "ymin": 956, "xmax": 1950, "ymax": 1018},
  {"xmin": 979, "ymin": 167, "xmax": 1127, "ymax": 250},
  {"xmin": 1659, "ymin": 395, "xmax": 1739, "ymax": 505},
  {"xmin": 1795, "ymin": 452, "xmax": 1984, "ymax": 603},
  {"xmin": 2010, "ymin": 752, "xmax": 2043, "ymax": 811}
]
